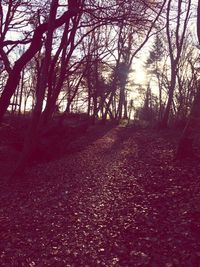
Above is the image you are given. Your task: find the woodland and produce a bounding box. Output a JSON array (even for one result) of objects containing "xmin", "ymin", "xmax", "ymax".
[{"xmin": 0, "ymin": 0, "xmax": 200, "ymax": 266}]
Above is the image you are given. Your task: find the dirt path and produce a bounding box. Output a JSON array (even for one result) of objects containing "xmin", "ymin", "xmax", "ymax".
[{"xmin": 0, "ymin": 126, "xmax": 200, "ymax": 266}]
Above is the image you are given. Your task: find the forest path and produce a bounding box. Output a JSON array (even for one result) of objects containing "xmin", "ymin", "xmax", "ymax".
[{"xmin": 0, "ymin": 126, "xmax": 200, "ymax": 266}]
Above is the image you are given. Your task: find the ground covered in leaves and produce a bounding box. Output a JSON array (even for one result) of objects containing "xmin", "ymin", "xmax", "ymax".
[{"xmin": 0, "ymin": 125, "xmax": 200, "ymax": 266}]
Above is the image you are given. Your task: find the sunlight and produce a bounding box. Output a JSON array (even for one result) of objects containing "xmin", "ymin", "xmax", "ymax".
[{"xmin": 134, "ymin": 65, "xmax": 147, "ymax": 85}]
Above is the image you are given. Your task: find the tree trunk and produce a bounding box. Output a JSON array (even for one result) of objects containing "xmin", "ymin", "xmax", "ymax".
[
  {"xmin": 160, "ymin": 69, "xmax": 176, "ymax": 128},
  {"xmin": 176, "ymin": 0, "xmax": 200, "ymax": 159},
  {"xmin": 18, "ymin": 68, "xmax": 25, "ymax": 116},
  {"xmin": 176, "ymin": 88, "xmax": 200, "ymax": 159},
  {"xmin": 13, "ymin": 0, "xmax": 59, "ymax": 175}
]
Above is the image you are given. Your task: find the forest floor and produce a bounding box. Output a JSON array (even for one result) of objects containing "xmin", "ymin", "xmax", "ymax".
[{"xmin": 0, "ymin": 124, "xmax": 200, "ymax": 267}]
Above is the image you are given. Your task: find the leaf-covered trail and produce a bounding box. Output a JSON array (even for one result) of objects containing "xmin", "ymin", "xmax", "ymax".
[{"xmin": 0, "ymin": 126, "xmax": 200, "ymax": 266}]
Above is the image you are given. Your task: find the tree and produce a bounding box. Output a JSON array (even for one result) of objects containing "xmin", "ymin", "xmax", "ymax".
[
  {"xmin": 146, "ymin": 34, "xmax": 167, "ymax": 121},
  {"xmin": 160, "ymin": 0, "xmax": 192, "ymax": 128},
  {"xmin": 102, "ymin": 0, "xmax": 167, "ymax": 123},
  {"xmin": 176, "ymin": 0, "xmax": 200, "ymax": 159},
  {"xmin": 0, "ymin": 1, "xmax": 79, "ymax": 123},
  {"xmin": 13, "ymin": 0, "xmax": 60, "ymax": 174},
  {"xmin": 175, "ymin": 42, "xmax": 199, "ymax": 127}
]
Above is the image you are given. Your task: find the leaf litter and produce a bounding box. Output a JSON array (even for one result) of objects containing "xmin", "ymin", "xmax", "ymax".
[{"xmin": 0, "ymin": 126, "xmax": 200, "ymax": 266}]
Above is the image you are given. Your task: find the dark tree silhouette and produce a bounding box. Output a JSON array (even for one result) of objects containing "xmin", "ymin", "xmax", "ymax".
[{"xmin": 176, "ymin": 0, "xmax": 200, "ymax": 159}]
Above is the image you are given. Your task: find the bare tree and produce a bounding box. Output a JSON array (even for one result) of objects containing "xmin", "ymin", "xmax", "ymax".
[
  {"xmin": 102, "ymin": 0, "xmax": 167, "ymax": 123},
  {"xmin": 14, "ymin": 0, "xmax": 61, "ymax": 174},
  {"xmin": 160, "ymin": 0, "xmax": 192, "ymax": 128},
  {"xmin": 176, "ymin": 0, "xmax": 200, "ymax": 159},
  {"xmin": 0, "ymin": 1, "xmax": 79, "ymax": 123}
]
